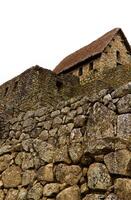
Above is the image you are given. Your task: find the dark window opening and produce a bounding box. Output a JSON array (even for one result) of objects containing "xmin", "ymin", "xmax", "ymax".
[
  {"xmin": 116, "ymin": 50, "xmax": 121, "ymax": 62},
  {"xmin": 56, "ymin": 80, "xmax": 63, "ymax": 91},
  {"xmin": 4, "ymin": 87, "xmax": 8, "ymax": 97},
  {"xmin": 13, "ymin": 81, "xmax": 18, "ymax": 91},
  {"xmin": 108, "ymin": 44, "xmax": 112, "ymax": 48},
  {"xmin": 79, "ymin": 67, "xmax": 83, "ymax": 76},
  {"xmin": 89, "ymin": 62, "xmax": 93, "ymax": 71}
]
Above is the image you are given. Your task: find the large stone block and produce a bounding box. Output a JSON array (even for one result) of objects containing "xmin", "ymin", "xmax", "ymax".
[
  {"xmin": 117, "ymin": 114, "xmax": 131, "ymax": 138},
  {"xmin": 2, "ymin": 165, "xmax": 21, "ymax": 188},
  {"xmin": 56, "ymin": 186, "xmax": 80, "ymax": 200},
  {"xmin": 55, "ymin": 164, "xmax": 82, "ymax": 185},
  {"xmin": 86, "ymin": 102, "xmax": 116, "ymax": 139},
  {"xmin": 114, "ymin": 178, "xmax": 131, "ymax": 200},
  {"xmin": 117, "ymin": 94, "xmax": 131, "ymax": 114},
  {"xmin": 88, "ymin": 163, "xmax": 112, "ymax": 190},
  {"xmin": 104, "ymin": 149, "xmax": 131, "ymax": 176}
]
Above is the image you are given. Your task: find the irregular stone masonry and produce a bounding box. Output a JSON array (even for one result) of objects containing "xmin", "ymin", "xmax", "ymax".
[{"xmin": 0, "ymin": 82, "xmax": 131, "ymax": 200}]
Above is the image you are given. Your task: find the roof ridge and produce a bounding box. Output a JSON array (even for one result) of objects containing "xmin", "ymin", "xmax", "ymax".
[{"xmin": 53, "ymin": 28, "xmax": 122, "ymax": 74}]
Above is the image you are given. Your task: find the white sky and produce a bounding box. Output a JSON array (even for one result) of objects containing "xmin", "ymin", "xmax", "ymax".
[{"xmin": 0, "ymin": 0, "xmax": 131, "ymax": 85}]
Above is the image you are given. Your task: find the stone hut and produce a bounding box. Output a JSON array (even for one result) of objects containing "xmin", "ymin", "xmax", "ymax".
[{"xmin": 53, "ymin": 28, "xmax": 131, "ymax": 83}]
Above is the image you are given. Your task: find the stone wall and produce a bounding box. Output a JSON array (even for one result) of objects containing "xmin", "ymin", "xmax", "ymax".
[
  {"xmin": 0, "ymin": 82, "xmax": 131, "ymax": 200},
  {"xmin": 0, "ymin": 66, "xmax": 79, "ymax": 116},
  {"xmin": 71, "ymin": 33, "xmax": 131, "ymax": 84}
]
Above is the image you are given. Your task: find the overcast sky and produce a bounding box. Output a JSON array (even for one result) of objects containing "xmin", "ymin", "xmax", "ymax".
[{"xmin": 0, "ymin": 0, "xmax": 131, "ymax": 85}]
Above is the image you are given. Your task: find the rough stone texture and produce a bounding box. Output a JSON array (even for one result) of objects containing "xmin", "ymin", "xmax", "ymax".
[
  {"xmin": 88, "ymin": 163, "xmax": 112, "ymax": 190},
  {"xmin": 22, "ymin": 170, "xmax": 36, "ymax": 186},
  {"xmin": 0, "ymin": 66, "xmax": 79, "ymax": 114},
  {"xmin": 0, "ymin": 154, "xmax": 12, "ymax": 172},
  {"xmin": 5, "ymin": 189, "xmax": 18, "ymax": 200},
  {"xmin": 37, "ymin": 164, "xmax": 54, "ymax": 182},
  {"xmin": 2, "ymin": 165, "xmax": 21, "ymax": 188},
  {"xmin": 43, "ymin": 183, "xmax": 60, "ymax": 197},
  {"xmin": 27, "ymin": 183, "xmax": 43, "ymax": 200},
  {"xmin": 83, "ymin": 194, "xmax": 105, "ymax": 200},
  {"xmin": 86, "ymin": 102, "xmax": 116, "ymax": 139},
  {"xmin": 55, "ymin": 164, "xmax": 82, "ymax": 185},
  {"xmin": 104, "ymin": 149, "xmax": 131, "ymax": 176},
  {"xmin": 17, "ymin": 188, "xmax": 27, "ymax": 200},
  {"xmin": 0, "ymin": 82, "xmax": 131, "ymax": 199},
  {"xmin": 0, "ymin": 190, "xmax": 4, "ymax": 200},
  {"xmin": 105, "ymin": 193, "xmax": 119, "ymax": 200},
  {"xmin": 33, "ymin": 140, "xmax": 54, "ymax": 163},
  {"xmin": 56, "ymin": 186, "xmax": 80, "ymax": 200},
  {"xmin": 114, "ymin": 178, "xmax": 131, "ymax": 200},
  {"xmin": 117, "ymin": 94, "xmax": 131, "ymax": 113},
  {"xmin": 117, "ymin": 114, "xmax": 131, "ymax": 138}
]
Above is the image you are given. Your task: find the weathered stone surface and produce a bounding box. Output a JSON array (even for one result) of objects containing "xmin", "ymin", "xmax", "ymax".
[
  {"xmin": 85, "ymin": 137, "xmax": 114, "ymax": 155},
  {"xmin": 88, "ymin": 163, "xmax": 112, "ymax": 190},
  {"xmin": 0, "ymin": 82, "xmax": 131, "ymax": 200},
  {"xmin": 51, "ymin": 110, "xmax": 60, "ymax": 118},
  {"xmin": 61, "ymin": 106, "xmax": 70, "ymax": 114},
  {"xmin": 117, "ymin": 114, "xmax": 131, "ymax": 138},
  {"xmin": 34, "ymin": 107, "xmax": 48, "ymax": 117},
  {"xmin": 17, "ymin": 188, "xmax": 27, "ymax": 200},
  {"xmin": 55, "ymin": 164, "xmax": 82, "ymax": 185},
  {"xmin": 56, "ymin": 186, "xmax": 80, "ymax": 200},
  {"xmin": 22, "ymin": 170, "xmax": 36, "ymax": 186},
  {"xmin": 22, "ymin": 139, "xmax": 33, "ymax": 152},
  {"xmin": 105, "ymin": 193, "xmax": 119, "ymax": 200},
  {"xmin": 39, "ymin": 130, "xmax": 49, "ymax": 141},
  {"xmin": 0, "ymin": 145, "xmax": 12, "ymax": 156},
  {"xmin": 65, "ymin": 110, "xmax": 76, "ymax": 123},
  {"xmin": 111, "ymin": 82, "xmax": 131, "ymax": 98},
  {"xmin": 15, "ymin": 152, "xmax": 25, "ymax": 166},
  {"xmin": 117, "ymin": 94, "xmax": 131, "ymax": 114},
  {"xmin": 0, "ymin": 154, "xmax": 12, "ymax": 172},
  {"xmin": 69, "ymin": 143, "xmax": 83, "ymax": 163},
  {"xmin": 54, "ymin": 146, "xmax": 71, "ymax": 164},
  {"xmin": 23, "ymin": 118, "xmax": 35, "ymax": 128},
  {"xmin": 33, "ymin": 140, "xmax": 54, "ymax": 163},
  {"xmin": 114, "ymin": 178, "xmax": 131, "ymax": 200},
  {"xmin": 43, "ymin": 183, "xmax": 60, "ymax": 197},
  {"xmin": 87, "ymin": 102, "xmax": 116, "ymax": 138},
  {"xmin": 0, "ymin": 190, "xmax": 4, "ymax": 200},
  {"xmin": 23, "ymin": 110, "xmax": 34, "ymax": 120},
  {"xmin": 5, "ymin": 189, "xmax": 18, "ymax": 200},
  {"xmin": 49, "ymin": 128, "xmax": 58, "ymax": 137},
  {"xmin": 74, "ymin": 115, "xmax": 86, "ymax": 127},
  {"xmin": 43, "ymin": 121, "xmax": 52, "ymax": 130},
  {"xmin": 37, "ymin": 164, "xmax": 54, "ymax": 182},
  {"xmin": 2, "ymin": 165, "xmax": 21, "ymax": 188},
  {"xmin": 53, "ymin": 116, "xmax": 62, "ymax": 127},
  {"xmin": 103, "ymin": 94, "xmax": 112, "ymax": 105},
  {"xmin": 27, "ymin": 183, "xmax": 43, "ymax": 200},
  {"xmin": 83, "ymin": 194, "xmax": 105, "ymax": 200},
  {"xmin": 80, "ymin": 183, "xmax": 89, "ymax": 194},
  {"xmin": 21, "ymin": 153, "xmax": 34, "ymax": 170},
  {"xmin": 70, "ymin": 128, "xmax": 83, "ymax": 143},
  {"xmin": 104, "ymin": 149, "xmax": 131, "ymax": 176}
]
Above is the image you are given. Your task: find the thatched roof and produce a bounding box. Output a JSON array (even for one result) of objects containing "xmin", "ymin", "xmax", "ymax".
[{"xmin": 53, "ymin": 28, "xmax": 131, "ymax": 74}]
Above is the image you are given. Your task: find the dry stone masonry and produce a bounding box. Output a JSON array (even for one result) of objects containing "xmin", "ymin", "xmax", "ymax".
[{"xmin": 0, "ymin": 82, "xmax": 130, "ymax": 200}]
